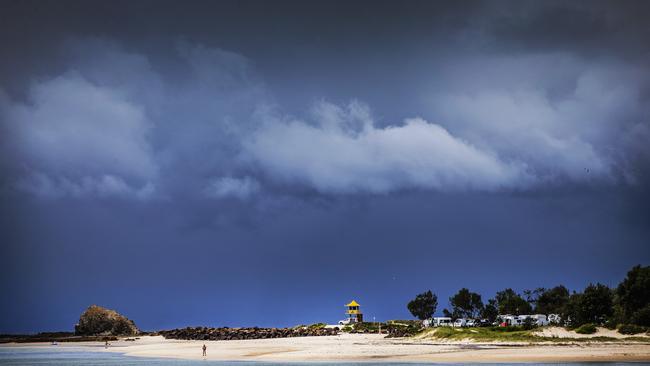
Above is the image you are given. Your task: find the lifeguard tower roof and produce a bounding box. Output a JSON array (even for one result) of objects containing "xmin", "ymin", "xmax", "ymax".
[{"xmin": 346, "ymin": 300, "xmax": 360, "ymax": 307}]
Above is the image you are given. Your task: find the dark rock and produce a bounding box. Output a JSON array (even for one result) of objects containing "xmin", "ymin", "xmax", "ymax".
[
  {"xmin": 74, "ymin": 305, "xmax": 139, "ymax": 336},
  {"xmin": 384, "ymin": 323, "xmax": 423, "ymax": 338}
]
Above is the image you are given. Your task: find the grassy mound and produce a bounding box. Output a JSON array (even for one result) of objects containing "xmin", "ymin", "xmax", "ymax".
[
  {"xmin": 430, "ymin": 326, "xmax": 540, "ymax": 342},
  {"xmin": 425, "ymin": 326, "xmax": 649, "ymax": 343},
  {"xmin": 618, "ymin": 324, "xmax": 647, "ymax": 335},
  {"xmin": 575, "ymin": 323, "xmax": 597, "ymax": 334}
]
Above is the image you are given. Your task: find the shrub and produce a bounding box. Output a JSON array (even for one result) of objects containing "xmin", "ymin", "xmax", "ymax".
[
  {"xmin": 618, "ymin": 324, "xmax": 647, "ymax": 335},
  {"xmin": 521, "ymin": 317, "xmax": 538, "ymax": 330},
  {"xmin": 603, "ymin": 318, "xmax": 618, "ymax": 330},
  {"xmin": 384, "ymin": 322, "xmax": 423, "ymax": 337},
  {"xmin": 432, "ymin": 327, "xmax": 455, "ymax": 338},
  {"xmin": 575, "ymin": 323, "xmax": 597, "ymax": 334},
  {"xmin": 352, "ymin": 322, "xmax": 387, "ymax": 333}
]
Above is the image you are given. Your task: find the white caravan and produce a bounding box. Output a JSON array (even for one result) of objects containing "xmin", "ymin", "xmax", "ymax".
[
  {"xmin": 498, "ymin": 315, "xmax": 522, "ymax": 326},
  {"xmin": 426, "ymin": 317, "xmax": 452, "ymax": 327},
  {"xmin": 338, "ymin": 318, "xmax": 353, "ymax": 326},
  {"xmin": 453, "ymin": 318, "xmax": 468, "ymax": 327},
  {"xmin": 548, "ymin": 314, "xmax": 561, "ymax": 324},
  {"xmin": 499, "ymin": 314, "xmax": 549, "ymax": 327},
  {"xmin": 529, "ymin": 314, "xmax": 549, "ymax": 326},
  {"xmin": 516, "ymin": 314, "xmax": 549, "ymax": 326}
]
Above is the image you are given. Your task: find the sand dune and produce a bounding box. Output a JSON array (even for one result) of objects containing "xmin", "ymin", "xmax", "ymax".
[{"xmin": 534, "ymin": 326, "xmax": 648, "ymax": 339}]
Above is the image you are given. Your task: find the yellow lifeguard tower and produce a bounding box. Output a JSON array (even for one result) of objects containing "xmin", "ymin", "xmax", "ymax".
[{"xmin": 345, "ymin": 300, "xmax": 363, "ymax": 323}]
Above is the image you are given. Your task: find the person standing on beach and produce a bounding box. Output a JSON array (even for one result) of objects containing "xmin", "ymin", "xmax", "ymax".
[{"xmin": 202, "ymin": 344, "xmax": 207, "ymax": 357}]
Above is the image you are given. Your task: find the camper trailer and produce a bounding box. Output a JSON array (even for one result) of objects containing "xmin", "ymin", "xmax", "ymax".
[
  {"xmin": 423, "ymin": 317, "xmax": 452, "ymax": 327},
  {"xmin": 499, "ymin": 314, "xmax": 549, "ymax": 327},
  {"xmin": 436, "ymin": 317, "xmax": 453, "ymax": 327},
  {"xmin": 515, "ymin": 314, "xmax": 549, "ymax": 326},
  {"xmin": 548, "ymin": 314, "xmax": 561, "ymax": 325},
  {"xmin": 453, "ymin": 318, "xmax": 468, "ymax": 327},
  {"xmin": 528, "ymin": 314, "xmax": 549, "ymax": 326},
  {"xmin": 426, "ymin": 317, "xmax": 452, "ymax": 327},
  {"xmin": 498, "ymin": 315, "xmax": 521, "ymax": 326}
]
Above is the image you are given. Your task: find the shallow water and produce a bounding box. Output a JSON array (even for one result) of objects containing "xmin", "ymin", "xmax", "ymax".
[{"xmin": 0, "ymin": 348, "xmax": 647, "ymax": 366}]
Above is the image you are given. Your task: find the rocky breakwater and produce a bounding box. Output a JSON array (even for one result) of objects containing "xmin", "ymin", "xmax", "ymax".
[
  {"xmin": 75, "ymin": 305, "xmax": 139, "ymax": 336},
  {"xmin": 157, "ymin": 325, "xmax": 338, "ymax": 340},
  {"xmin": 384, "ymin": 320, "xmax": 424, "ymax": 338}
]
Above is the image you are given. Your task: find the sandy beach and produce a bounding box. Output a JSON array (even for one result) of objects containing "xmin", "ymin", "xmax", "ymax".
[{"xmin": 4, "ymin": 333, "xmax": 650, "ymax": 363}]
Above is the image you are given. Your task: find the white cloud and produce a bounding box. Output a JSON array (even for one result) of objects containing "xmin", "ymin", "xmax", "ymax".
[
  {"xmin": 433, "ymin": 91, "xmax": 612, "ymax": 182},
  {"xmin": 3, "ymin": 40, "xmax": 648, "ymax": 200},
  {"xmin": 427, "ymin": 55, "xmax": 650, "ymax": 185},
  {"xmin": 3, "ymin": 71, "xmax": 157, "ymax": 198},
  {"xmin": 17, "ymin": 172, "xmax": 155, "ymax": 200},
  {"xmin": 204, "ymin": 176, "xmax": 260, "ymax": 200},
  {"xmin": 244, "ymin": 101, "xmax": 527, "ymax": 193},
  {"xmin": 0, "ymin": 39, "xmax": 267, "ymax": 200}
]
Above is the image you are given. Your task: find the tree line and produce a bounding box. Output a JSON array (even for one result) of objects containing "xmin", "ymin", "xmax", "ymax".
[{"xmin": 407, "ymin": 264, "xmax": 650, "ymax": 328}]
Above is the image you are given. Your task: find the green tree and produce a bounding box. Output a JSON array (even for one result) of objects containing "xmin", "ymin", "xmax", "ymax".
[
  {"xmin": 615, "ymin": 265, "xmax": 650, "ymax": 325},
  {"xmin": 481, "ymin": 299, "xmax": 499, "ymax": 322},
  {"xmin": 581, "ymin": 283, "xmax": 614, "ymax": 324},
  {"xmin": 563, "ymin": 292, "xmax": 584, "ymax": 326},
  {"xmin": 631, "ymin": 305, "xmax": 650, "ymax": 326},
  {"xmin": 535, "ymin": 285, "xmax": 570, "ymax": 314},
  {"xmin": 407, "ymin": 290, "xmax": 438, "ymax": 320},
  {"xmin": 523, "ymin": 288, "xmax": 545, "ymax": 309},
  {"xmin": 494, "ymin": 288, "xmax": 532, "ymax": 315},
  {"xmin": 564, "ymin": 283, "xmax": 613, "ymax": 326},
  {"xmin": 449, "ymin": 288, "xmax": 484, "ymax": 318}
]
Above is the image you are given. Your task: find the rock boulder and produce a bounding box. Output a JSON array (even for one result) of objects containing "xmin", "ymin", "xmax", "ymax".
[{"xmin": 74, "ymin": 305, "xmax": 139, "ymax": 336}]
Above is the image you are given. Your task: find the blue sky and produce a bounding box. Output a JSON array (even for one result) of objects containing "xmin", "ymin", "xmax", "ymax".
[{"xmin": 1, "ymin": 0, "xmax": 649, "ymax": 333}]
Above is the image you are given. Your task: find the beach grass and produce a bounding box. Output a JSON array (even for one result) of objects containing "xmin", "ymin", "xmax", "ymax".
[
  {"xmin": 426, "ymin": 326, "xmax": 540, "ymax": 342},
  {"xmin": 423, "ymin": 327, "xmax": 650, "ymax": 343}
]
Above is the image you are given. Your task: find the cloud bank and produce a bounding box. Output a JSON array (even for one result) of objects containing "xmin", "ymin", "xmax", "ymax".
[
  {"xmin": 1, "ymin": 37, "xmax": 649, "ymax": 199},
  {"xmin": 428, "ymin": 55, "xmax": 650, "ymax": 186},
  {"xmin": 244, "ymin": 102, "xmax": 526, "ymax": 193},
  {"xmin": 204, "ymin": 176, "xmax": 260, "ymax": 200},
  {"xmin": 2, "ymin": 71, "xmax": 157, "ymax": 199}
]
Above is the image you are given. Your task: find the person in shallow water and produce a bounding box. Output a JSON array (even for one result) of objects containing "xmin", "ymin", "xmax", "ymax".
[{"xmin": 202, "ymin": 344, "xmax": 207, "ymax": 356}]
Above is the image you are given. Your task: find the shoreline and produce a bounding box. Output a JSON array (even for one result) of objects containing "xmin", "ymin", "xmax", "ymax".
[{"xmin": 3, "ymin": 334, "xmax": 650, "ymax": 363}]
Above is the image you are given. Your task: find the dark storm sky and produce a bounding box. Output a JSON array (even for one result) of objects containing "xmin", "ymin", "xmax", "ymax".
[{"xmin": 1, "ymin": 0, "xmax": 649, "ymax": 333}]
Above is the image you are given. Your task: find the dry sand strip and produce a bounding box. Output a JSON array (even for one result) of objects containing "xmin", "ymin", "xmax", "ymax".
[{"xmin": 4, "ymin": 333, "xmax": 650, "ymax": 363}]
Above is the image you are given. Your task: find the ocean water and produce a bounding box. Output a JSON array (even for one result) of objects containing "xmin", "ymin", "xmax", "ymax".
[{"xmin": 0, "ymin": 348, "xmax": 647, "ymax": 366}]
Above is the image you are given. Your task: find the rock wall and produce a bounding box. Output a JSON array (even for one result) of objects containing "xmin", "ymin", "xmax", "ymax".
[
  {"xmin": 156, "ymin": 326, "xmax": 338, "ymax": 340},
  {"xmin": 384, "ymin": 323, "xmax": 424, "ymax": 338}
]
